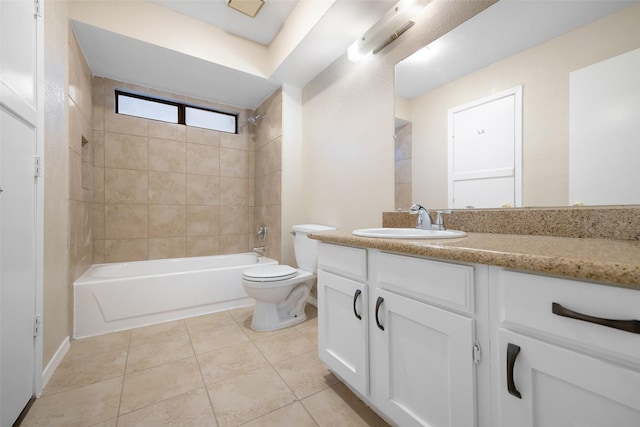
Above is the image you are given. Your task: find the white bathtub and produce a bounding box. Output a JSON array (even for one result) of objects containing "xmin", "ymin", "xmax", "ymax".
[{"xmin": 74, "ymin": 253, "xmax": 277, "ymax": 338}]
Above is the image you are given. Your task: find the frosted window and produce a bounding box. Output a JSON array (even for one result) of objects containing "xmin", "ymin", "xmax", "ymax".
[
  {"xmin": 186, "ymin": 107, "xmax": 236, "ymax": 133},
  {"xmin": 117, "ymin": 94, "xmax": 178, "ymax": 123}
]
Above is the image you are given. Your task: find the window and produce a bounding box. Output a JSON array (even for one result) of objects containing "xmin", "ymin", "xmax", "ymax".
[{"xmin": 115, "ymin": 90, "xmax": 238, "ymax": 134}]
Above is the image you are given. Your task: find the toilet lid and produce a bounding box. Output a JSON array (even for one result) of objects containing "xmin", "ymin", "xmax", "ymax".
[{"xmin": 243, "ymin": 265, "xmax": 299, "ymax": 282}]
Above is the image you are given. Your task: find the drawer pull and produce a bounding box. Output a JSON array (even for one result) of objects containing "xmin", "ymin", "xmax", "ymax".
[
  {"xmin": 506, "ymin": 343, "xmax": 522, "ymax": 399},
  {"xmin": 353, "ymin": 289, "xmax": 362, "ymax": 320},
  {"xmin": 552, "ymin": 302, "xmax": 640, "ymax": 334},
  {"xmin": 375, "ymin": 296, "xmax": 385, "ymax": 331}
]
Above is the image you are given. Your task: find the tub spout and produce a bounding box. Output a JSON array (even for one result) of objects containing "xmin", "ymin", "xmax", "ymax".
[{"xmin": 252, "ymin": 246, "xmax": 265, "ymax": 257}]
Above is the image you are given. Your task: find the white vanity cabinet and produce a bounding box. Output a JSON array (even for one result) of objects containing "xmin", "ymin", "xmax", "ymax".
[
  {"xmin": 317, "ymin": 244, "xmax": 369, "ymax": 396},
  {"xmin": 491, "ymin": 268, "xmax": 640, "ymax": 427},
  {"xmin": 317, "ymin": 243, "xmax": 485, "ymax": 427}
]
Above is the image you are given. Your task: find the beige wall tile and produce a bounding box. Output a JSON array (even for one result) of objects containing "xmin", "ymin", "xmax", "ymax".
[
  {"xmin": 93, "ymin": 167, "xmax": 104, "ymax": 203},
  {"xmin": 105, "ymin": 204, "xmax": 148, "ymax": 239},
  {"xmin": 104, "ymin": 110, "xmax": 149, "ymax": 137},
  {"xmin": 92, "ymin": 77, "xmax": 105, "ymax": 131},
  {"xmin": 104, "ymin": 239, "xmax": 149, "ymax": 262},
  {"xmin": 93, "ymin": 130, "xmax": 105, "ymax": 167},
  {"xmin": 220, "ymin": 177, "xmax": 249, "ymax": 206},
  {"xmin": 149, "ymin": 138, "xmax": 186, "ymax": 173},
  {"xmin": 105, "ymin": 168, "xmax": 148, "ymax": 204},
  {"xmin": 220, "ymin": 130, "xmax": 249, "ymax": 151},
  {"xmin": 93, "ymin": 204, "xmax": 105, "ymax": 240},
  {"xmin": 186, "ymin": 126, "xmax": 220, "ymax": 146},
  {"xmin": 94, "ymin": 240, "xmax": 105, "ymax": 264},
  {"xmin": 69, "ymin": 149, "xmax": 83, "ymax": 201},
  {"xmin": 186, "ymin": 236, "xmax": 219, "ymax": 257},
  {"xmin": 256, "ymin": 138, "xmax": 281, "ymax": 178},
  {"xmin": 149, "ymin": 205, "xmax": 186, "ymax": 237},
  {"xmin": 187, "ymin": 143, "xmax": 220, "ymax": 176},
  {"xmin": 255, "ymin": 172, "xmax": 280, "ymax": 207},
  {"xmin": 220, "ymin": 147, "xmax": 249, "ymax": 178},
  {"xmin": 220, "ymin": 234, "xmax": 250, "ymax": 254},
  {"xmin": 149, "ymin": 237, "xmax": 187, "ymax": 260},
  {"xmin": 187, "ymin": 205, "xmax": 220, "ymax": 236},
  {"xmin": 149, "ymin": 120, "xmax": 186, "ymax": 141},
  {"xmin": 220, "ymin": 205, "xmax": 250, "ymax": 235},
  {"xmin": 105, "ymin": 133, "xmax": 148, "ymax": 170},
  {"xmin": 187, "ymin": 174, "xmax": 220, "ymax": 206},
  {"xmin": 149, "ymin": 172, "xmax": 186, "ymax": 205}
]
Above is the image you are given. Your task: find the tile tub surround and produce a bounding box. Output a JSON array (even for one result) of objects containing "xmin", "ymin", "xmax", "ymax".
[
  {"xmin": 309, "ymin": 231, "xmax": 640, "ymax": 288},
  {"xmin": 383, "ymin": 206, "xmax": 640, "ymax": 240},
  {"xmin": 25, "ymin": 305, "xmax": 390, "ymax": 426}
]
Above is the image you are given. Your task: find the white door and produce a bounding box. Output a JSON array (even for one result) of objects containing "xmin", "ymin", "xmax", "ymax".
[
  {"xmin": 370, "ymin": 289, "xmax": 476, "ymax": 427},
  {"xmin": 448, "ymin": 86, "xmax": 522, "ymax": 209},
  {"xmin": 1, "ymin": 0, "xmax": 40, "ymax": 424},
  {"xmin": 0, "ymin": 109, "xmax": 37, "ymax": 426},
  {"xmin": 317, "ymin": 270, "xmax": 369, "ymax": 396},
  {"xmin": 497, "ymin": 329, "xmax": 640, "ymax": 427}
]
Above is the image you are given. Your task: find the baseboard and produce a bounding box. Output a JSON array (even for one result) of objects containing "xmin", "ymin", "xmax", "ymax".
[{"xmin": 41, "ymin": 336, "xmax": 70, "ymax": 393}]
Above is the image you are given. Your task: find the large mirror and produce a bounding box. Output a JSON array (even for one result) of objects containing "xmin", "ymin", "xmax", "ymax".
[{"xmin": 394, "ymin": 0, "xmax": 640, "ymax": 209}]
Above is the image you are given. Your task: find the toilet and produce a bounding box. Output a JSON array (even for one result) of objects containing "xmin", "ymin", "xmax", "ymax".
[{"xmin": 242, "ymin": 224, "xmax": 335, "ymax": 331}]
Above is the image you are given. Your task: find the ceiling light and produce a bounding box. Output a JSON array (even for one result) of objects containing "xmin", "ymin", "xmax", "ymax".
[
  {"xmin": 227, "ymin": 0, "xmax": 265, "ymax": 18},
  {"xmin": 347, "ymin": 0, "xmax": 430, "ymax": 62}
]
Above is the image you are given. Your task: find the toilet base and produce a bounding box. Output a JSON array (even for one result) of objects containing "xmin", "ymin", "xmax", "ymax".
[{"xmin": 250, "ymin": 301, "xmax": 307, "ymax": 331}]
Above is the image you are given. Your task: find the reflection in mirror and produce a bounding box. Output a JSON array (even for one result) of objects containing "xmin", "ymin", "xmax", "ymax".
[{"xmin": 394, "ymin": 0, "xmax": 640, "ymax": 210}]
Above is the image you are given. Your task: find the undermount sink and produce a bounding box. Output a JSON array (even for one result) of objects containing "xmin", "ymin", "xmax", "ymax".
[{"xmin": 352, "ymin": 228, "xmax": 467, "ymax": 239}]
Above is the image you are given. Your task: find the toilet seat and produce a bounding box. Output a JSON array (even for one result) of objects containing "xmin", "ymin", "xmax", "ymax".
[{"xmin": 242, "ymin": 265, "xmax": 299, "ymax": 282}]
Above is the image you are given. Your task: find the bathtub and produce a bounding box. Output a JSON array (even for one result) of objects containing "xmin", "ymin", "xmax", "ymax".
[{"xmin": 74, "ymin": 253, "xmax": 277, "ymax": 338}]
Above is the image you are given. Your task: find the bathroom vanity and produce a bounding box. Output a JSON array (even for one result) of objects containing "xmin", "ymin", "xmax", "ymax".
[{"xmin": 311, "ymin": 230, "xmax": 640, "ymax": 427}]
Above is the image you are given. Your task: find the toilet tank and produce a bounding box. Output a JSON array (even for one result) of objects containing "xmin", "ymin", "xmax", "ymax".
[{"xmin": 292, "ymin": 224, "xmax": 335, "ymax": 272}]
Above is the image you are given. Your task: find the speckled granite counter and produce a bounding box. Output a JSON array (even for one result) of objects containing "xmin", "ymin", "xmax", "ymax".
[{"xmin": 309, "ymin": 231, "xmax": 640, "ymax": 288}]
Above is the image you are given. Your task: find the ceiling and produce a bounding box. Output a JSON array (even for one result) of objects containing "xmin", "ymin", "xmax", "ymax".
[
  {"xmin": 70, "ymin": 0, "xmax": 399, "ymax": 110},
  {"xmin": 395, "ymin": 0, "xmax": 636, "ymax": 100}
]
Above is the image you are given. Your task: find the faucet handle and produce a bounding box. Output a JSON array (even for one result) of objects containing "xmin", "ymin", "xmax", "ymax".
[{"xmin": 434, "ymin": 210, "xmax": 452, "ymax": 230}]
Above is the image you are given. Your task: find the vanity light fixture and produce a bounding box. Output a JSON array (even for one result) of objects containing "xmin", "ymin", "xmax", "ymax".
[
  {"xmin": 347, "ymin": 0, "xmax": 430, "ymax": 62},
  {"xmin": 227, "ymin": 0, "xmax": 265, "ymax": 18}
]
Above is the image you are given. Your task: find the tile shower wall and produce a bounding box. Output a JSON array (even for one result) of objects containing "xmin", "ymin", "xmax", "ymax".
[
  {"xmin": 92, "ymin": 78, "xmax": 255, "ymax": 262},
  {"xmin": 69, "ymin": 28, "xmax": 94, "ymax": 281},
  {"xmin": 253, "ymin": 89, "xmax": 283, "ymax": 262},
  {"xmin": 395, "ymin": 122, "xmax": 412, "ymax": 210}
]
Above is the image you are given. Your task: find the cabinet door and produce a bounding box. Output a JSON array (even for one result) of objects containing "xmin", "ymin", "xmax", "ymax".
[
  {"xmin": 497, "ymin": 329, "xmax": 640, "ymax": 427},
  {"xmin": 371, "ymin": 289, "xmax": 476, "ymax": 427},
  {"xmin": 317, "ymin": 270, "xmax": 369, "ymax": 396}
]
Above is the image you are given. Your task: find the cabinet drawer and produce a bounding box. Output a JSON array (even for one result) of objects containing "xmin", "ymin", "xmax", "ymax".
[
  {"xmin": 494, "ymin": 268, "xmax": 640, "ymax": 364},
  {"xmin": 318, "ymin": 243, "xmax": 367, "ymax": 282},
  {"xmin": 374, "ymin": 252, "xmax": 474, "ymax": 314}
]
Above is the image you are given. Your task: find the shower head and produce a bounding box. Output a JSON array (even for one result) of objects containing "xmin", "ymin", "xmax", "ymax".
[{"xmin": 248, "ymin": 114, "xmax": 265, "ymax": 125}]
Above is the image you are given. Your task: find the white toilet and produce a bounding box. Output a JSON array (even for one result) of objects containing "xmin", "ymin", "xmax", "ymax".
[{"xmin": 242, "ymin": 224, "xmax": 335, "ymax": 331}]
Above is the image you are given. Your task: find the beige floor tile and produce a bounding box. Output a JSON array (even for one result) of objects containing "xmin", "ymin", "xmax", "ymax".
[
  {"xmin": 42, "ymin": 350, "xmax": 127, "ymax": 397},
  {"xmin": 273, "ymin": 351, "xmax": 339, "ymax": 399},
  {"xmin": 126, "ymin": 332, "xmax": 194, "ymax": 374},
  {"xmin": 130, "ymin": 319, "xmax": 187, "ymax": 347},
  {"xmin": 88, "ymin": 420, "xmax": 117, "ymax": 427},
  {"xmin": 227, "ymin": 305, "xmax": 254, "ymax": 323},
  {"xmin": 120, "ymin": 356, "xmax": 204, "ymax": 414},
  {"xmin": 197, "ymin": 341, "xmax": 268, "ymax": 385},
  {"xmin": 65, "ymin": 330, "xmax": 131, "ymax": 361},
  {"xmin": 117, "ymin": 388, "xmax": 217, "ymax": 427},
  {"xmin": 252, "ymin": 329, "xmax": 316, "ymax": 364},
  {"xmin": 208, "ymin": 366, "xmax": 296, "ymax": 427},
  {"xmin": 189, "ymin": 323, "xmax": 249, "ymax": 354},
  {"xmin": 236, "ymin": 316, "xmax": 291, "ymax": 341},
  {"xmin": 301, "ymin": 383, "xmax": 390, "ymax": 427},
  {"xmin": 241, "ymin": 402, "xmax": 318, "ymax": 427},
  {"xmin": 22, "ymin": 377, "xmax": 121, "ymax": 427},
  {"xmin": 186, "ymin": 310, "xmax": 236, "ymax": 333},
  {"xmin": 294, "ymin": 305, "xmax": 318, "ymax": 329},
  {"xmin": 297, "ymin": 323, "xmax": 318, "ymax": 344}
]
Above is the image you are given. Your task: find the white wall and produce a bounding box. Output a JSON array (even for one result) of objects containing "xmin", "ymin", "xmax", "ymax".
[{"xmin": 301, "ymin": 1, "xmax": 496, "ymax": 231}]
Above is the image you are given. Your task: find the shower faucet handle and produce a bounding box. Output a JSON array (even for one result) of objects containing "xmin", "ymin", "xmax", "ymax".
[{"xmin": 256, "ymin": 224, "xmax": 267, "ymax": 240}]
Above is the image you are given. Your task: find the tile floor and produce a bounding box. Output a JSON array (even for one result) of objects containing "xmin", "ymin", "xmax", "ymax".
[{"xmin": 23, "ymin": 305, "xmax": 390, "ymax": 426}]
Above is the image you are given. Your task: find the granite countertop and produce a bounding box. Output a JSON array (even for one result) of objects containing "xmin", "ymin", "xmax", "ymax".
[{"xmin": 309, "ymin": 231, "xmax": 640, "ymax": 288}]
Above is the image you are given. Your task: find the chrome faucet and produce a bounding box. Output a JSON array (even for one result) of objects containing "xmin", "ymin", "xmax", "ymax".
[
  {"xmin": 409, "ymin": 204, "xmax": 432, "ymax": 230},
  {"xmin": 433, "ymin": 210, "xmax": 452, "ymax": 231}
]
